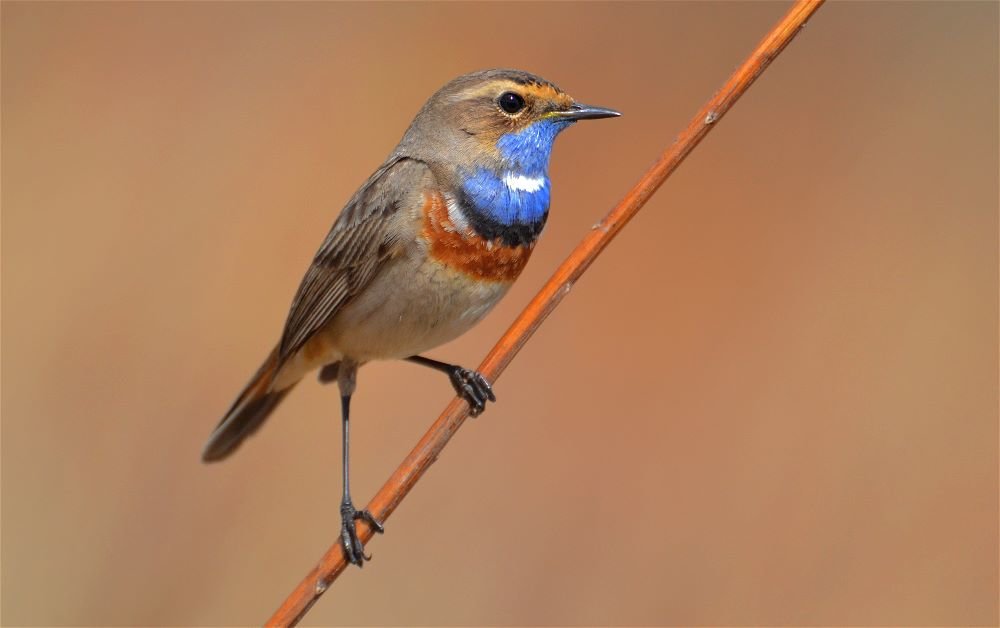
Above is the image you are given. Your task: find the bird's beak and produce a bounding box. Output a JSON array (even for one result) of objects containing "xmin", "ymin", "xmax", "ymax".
[{"xmin": 553, "ymin": 102, "xmax": 622, "ymax": 121}]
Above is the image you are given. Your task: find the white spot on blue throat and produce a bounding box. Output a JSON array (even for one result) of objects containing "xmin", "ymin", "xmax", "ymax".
[
  {"xmin": 460, "ymin": 118, "xmax": 572, "ymax": 226},
  {"xmin": 503, "ymin": 172, "xmax": 546, "ymax": 193},
  {"xmin": 462, "ymin": 168, "xmax": 550, "ymax": 225}
]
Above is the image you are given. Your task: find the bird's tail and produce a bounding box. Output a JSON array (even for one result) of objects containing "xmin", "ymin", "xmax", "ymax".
[{"xmin": 201, "ymin": 346, "xmax": 297, "ymax": 462}]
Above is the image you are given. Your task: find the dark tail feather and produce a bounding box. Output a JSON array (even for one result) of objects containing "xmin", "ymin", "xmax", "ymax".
[{"xmin": 202, "ymin": 347, "xmax": 297, "ymax": 462}]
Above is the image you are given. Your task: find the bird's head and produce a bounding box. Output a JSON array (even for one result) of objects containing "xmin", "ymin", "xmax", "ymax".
[
  {"xmin": 399, "ymin": 69, "xmax": 620, "ymax": 177},
  {"xmin": 396, "ymin": 69, "xmax": 618, "ymax": 243}
]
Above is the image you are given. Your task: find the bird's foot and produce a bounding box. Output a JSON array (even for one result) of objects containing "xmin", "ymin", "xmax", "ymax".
[
  {"xmin": 340, "ymin": 501, "xmax": 384, "ymax": 566},
  {"xmin": 447, "ymin": 367, "xmax": 496, "ymax": 417}
]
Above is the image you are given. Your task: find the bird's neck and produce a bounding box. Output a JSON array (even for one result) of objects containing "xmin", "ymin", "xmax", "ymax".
[
  {"xmin": 456, "ymin": 166, "xmax": 550, "ymax": 247},
  {"xmin": 456, "ymin": 120, "xmax": 572, "ymax": 246}
]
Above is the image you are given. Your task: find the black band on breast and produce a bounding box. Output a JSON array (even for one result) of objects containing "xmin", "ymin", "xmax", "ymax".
[{"xmin": 456, "ymin": 188, "xmax": 547, "ymax": 248}]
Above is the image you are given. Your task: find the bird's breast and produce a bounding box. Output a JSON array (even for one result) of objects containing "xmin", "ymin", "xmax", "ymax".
[{"xmin": 420, "ymin": 190, "xmax": 534, "ymax": 283}]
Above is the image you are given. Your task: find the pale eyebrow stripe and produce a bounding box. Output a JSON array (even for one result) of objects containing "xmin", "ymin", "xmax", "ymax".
[{"xmin": 450, "ymin": 81, "xmax": 563, "ymax": 103}]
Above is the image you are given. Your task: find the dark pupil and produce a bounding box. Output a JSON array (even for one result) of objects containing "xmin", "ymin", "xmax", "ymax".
[{"xmin": 499, "ymin": 92, "xmax": 525, "ymax": 114}]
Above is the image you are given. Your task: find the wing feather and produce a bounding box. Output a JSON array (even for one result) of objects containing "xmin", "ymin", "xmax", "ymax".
[{"xmin": 277, "ymin": 156, "xmax": 426, "ymax": 361}]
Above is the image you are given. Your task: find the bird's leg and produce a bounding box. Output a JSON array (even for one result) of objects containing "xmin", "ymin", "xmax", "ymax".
[
  {"xmin": 406, "ymin": 355, "xmax": 496, "ymax": 417},
  {"xmin": 335, "ymin": 360, "xmax": 383, "ymax": 567}
]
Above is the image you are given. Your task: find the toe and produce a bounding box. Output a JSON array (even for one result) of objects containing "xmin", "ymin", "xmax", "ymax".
[
  {"xmin": 355, "ymin": 509, "xmax": 385, "ymax": 534},
  {"xmin": 469, "ymin": 372, "xmax": 495, "ymax": 402},
  {"xmin": 342, "ymin": 530, "xmax": 360, "ymax": 564},
  {"xmin": 482, "ymin": 383, "xmax": 496, "ymax": 402},
  {"xmin": 449, "ymin": 367, "xmax": 495, "ymax": 416}
]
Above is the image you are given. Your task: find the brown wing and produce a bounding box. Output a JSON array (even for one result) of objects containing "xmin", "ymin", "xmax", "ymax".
[{"xmin": 277, "ymin": 156, "xmax": 427, "ymax": 362}]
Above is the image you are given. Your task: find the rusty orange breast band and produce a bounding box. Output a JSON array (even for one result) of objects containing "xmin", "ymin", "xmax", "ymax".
[{"xmin": 421, "ymin": 191, "xmax": 532, "ymax": 283}]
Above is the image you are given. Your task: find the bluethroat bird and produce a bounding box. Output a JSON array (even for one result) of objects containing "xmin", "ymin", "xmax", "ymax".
[{"xmin": 202, "ymin": 69, "xmax": 619, "ymax": 565}]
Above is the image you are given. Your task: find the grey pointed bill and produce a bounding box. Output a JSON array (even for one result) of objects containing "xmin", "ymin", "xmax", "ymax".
[{"xmin": 555, "ymin": 103, "xmax": 622, "ymax": 121}]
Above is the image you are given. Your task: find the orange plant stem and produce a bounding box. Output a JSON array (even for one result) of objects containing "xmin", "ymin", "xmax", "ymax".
[{"xmin": 267, "ymin": 1, "xmax": 825, "ymax": 624}]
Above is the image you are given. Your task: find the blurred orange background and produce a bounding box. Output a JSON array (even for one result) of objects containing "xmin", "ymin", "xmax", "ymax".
[{"xmin": 2, "ymin": 2, "xmax": 997, "ymax": 625}]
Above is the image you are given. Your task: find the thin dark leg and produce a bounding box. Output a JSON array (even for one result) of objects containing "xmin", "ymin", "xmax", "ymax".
[
  {"xmin": 340, "ymin": 394, "xmax": 351, "ymax": 504},
  {"xmin": 406, "ymin": 355, "xmax": 496, "ymax": 417},
  {"xmin": 337, "ymin": 370, "xmax": 383, "ymax": 567}
]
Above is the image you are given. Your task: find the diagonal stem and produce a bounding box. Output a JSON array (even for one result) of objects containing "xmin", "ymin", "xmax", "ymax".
[{"xmin": 266, "ymin": 1, "xmax": 825, "ymax": 624}]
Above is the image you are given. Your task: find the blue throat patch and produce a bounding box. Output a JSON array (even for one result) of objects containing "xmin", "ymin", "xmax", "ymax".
[
  {"xmin": 496, "ymin": 118, "xmax": 573, "ymax": 175},
  {"xmin": 462, "ymin": 170, "xmax": 551, "ymax": 225},
  {"xmin": 460, "ymin": 118, "xmax": 573, "ymax": 230}
]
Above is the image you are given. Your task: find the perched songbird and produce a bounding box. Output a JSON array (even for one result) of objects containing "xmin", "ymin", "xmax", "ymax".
[{"xmin": 202, "ymin": 68, "xmax": 619, "ymax": 565}]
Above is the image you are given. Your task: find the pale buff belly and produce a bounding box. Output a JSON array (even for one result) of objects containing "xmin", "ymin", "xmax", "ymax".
[{"xmin": 282, "ymin": 255, "xmax": 512, "ymax": 381}]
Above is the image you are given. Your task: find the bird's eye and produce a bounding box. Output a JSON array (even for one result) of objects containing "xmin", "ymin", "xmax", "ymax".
[{"xmin": 498, "ymin": 92, "xmax": 526, "ymax": 115}]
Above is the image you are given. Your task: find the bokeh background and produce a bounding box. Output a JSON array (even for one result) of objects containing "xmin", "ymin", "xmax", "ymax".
[{"xmin": 2, "ymin": 1, "xmax": 997, "ymax": 625}]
